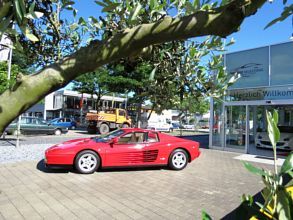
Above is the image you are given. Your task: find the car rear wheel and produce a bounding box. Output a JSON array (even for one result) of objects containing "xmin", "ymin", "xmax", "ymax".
[
  {"xmin": 71, "ymin": 125, "xmax": 76, "ymax": 130},
  {"xmin": 169, "ymin": 149, "xmax": 188, "ymax": 170},
  {"xmin": 54, "ymin": 129, "xmax": 62, "ymax": 135},
  {"xmin": 75, "ymin": 150, "xmax": 100, "ymax": 174},
  {"xmin": 99, "ymin": 123, "xmax": 109, "ymax": 134}
]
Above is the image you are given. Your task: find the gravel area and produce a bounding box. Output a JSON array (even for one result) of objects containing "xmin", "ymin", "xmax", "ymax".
[{"xmin": 0, "ymin": 143, "xmax": 51, "ymax": 164}]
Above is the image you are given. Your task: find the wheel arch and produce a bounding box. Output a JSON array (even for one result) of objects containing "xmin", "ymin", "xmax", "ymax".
[
  {"xmin": 172, "ymin": 147, "xmax": 192, "ymax": 163},
  {"xmin": 73, "ymin": 149, "xmax": 103, "ymax": 167}
]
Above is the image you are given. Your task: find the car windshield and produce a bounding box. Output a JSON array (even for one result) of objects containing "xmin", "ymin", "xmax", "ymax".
[{"xmin": 93, "ymin": 129, "xmax": 125, "ymax": 143}]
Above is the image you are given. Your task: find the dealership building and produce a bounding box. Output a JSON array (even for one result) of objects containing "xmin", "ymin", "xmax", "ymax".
[{"xmin": 209, "ymin": 41, "xmax": 293, "ymax": 157}]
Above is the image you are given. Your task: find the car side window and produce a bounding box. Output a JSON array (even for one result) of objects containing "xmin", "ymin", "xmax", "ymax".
[
  {"xmin": 117, "ymin": 132, "xmax": 146, "ymax": 144},
  {"xmin": 147, "ymin": 132, "xmax": 159, "ymax": 143},
  {"xmin": 118, "ymin": 133, "xmax": 132, "ymax": 144},
  {"xmin": 119, "ymin": 110, "xmax": 125, "ymax": 116}
]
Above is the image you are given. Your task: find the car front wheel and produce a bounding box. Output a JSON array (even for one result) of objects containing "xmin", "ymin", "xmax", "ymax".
[
  {"xmin": 75, "ymin": 150, "xmax": 100, "ymax": 174},
  {"xmin": 54, "ymin": 129, "xmax": 62, "ymax": 135},
  {"xmin": 169, "ymin": 149, "xmax": 188, "ymax": 170}
]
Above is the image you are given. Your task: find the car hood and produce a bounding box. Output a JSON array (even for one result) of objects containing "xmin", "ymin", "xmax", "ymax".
[{"xmin": 47, "ymin": 138, "xmax": 95, "ymax": 152}]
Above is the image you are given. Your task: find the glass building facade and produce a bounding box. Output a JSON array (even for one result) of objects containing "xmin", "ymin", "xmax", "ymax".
[{"xmin": 209, "ymin": 41, "xmax": 293, "ymax": 157}]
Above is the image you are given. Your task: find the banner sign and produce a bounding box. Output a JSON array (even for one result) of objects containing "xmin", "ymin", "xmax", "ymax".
[
  {"xmin": 227, "ymin": 86, "xmax": 293, "ymax": 101},
  {"xmin": 226, "ymin": 46, "xmax": 270, "ymax": 89}
]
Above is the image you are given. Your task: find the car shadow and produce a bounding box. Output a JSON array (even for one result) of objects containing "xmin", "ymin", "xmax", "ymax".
[
  {"xmin": 36, "ymin": 159, "xmax": 75, "ymax": 174},
  {"xmin": 36, "ymin": 159, "xmax": 168, "ymax": 174},
  {"xmin": 98, "ymin": 166, "xmax": 167, "ymax": 173},
  {"xmin": 73, "ymin": 131, "xmax": 100, "ymax": 135}
]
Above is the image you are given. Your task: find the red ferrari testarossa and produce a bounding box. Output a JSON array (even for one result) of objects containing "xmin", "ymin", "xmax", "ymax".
[{"xmin": 45, "ymin": 128, "xmax": 201, "ymax": 174}]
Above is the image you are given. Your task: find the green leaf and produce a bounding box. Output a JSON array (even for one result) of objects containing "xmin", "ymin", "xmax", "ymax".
[
  {"xmin": 78, "ymin": 17, "xmax": 86, "ymax": 25},
  {"xmin": 0, "ymin": 1, "xmax": 11, "ymax": 20},
  {"xmin": 280, "ymin": 152, "xmax": 293, "ymax": 175},
  {"xmin": 150, "ymin": 0, "xmax": 158, "ymax": 10},
  {"xmin": 243, "ymin": 162, "xmax": 266, "ymax": 176},
  {"xmin": 14, "ymin": 0, "xmax": 25, "ymax": 23},
  {"xmin": 28, "ymin": 1, "xmax": 35, "ymax": 14},
  {"xmin": 0, "ymin": 15, "xmax": 13, "ymax": 32},
  {"xmin": 265, "ymin": 5, "xmax": 293, "ymax": 29},
  {"xmin": 266, "ymin": 110, "xmax": 280, "ymax": 148},
  {"xmin": 242, "ymin": 194, "xmax": 253, "ymax": 206},
  {"xmin": 276, "ymin": 189, "xmax": 292, "ymax": 220},
  {"xmin": 102, "ymin": 3, "xmax": 120, "ymax": 13},
  {"xmin": 149, "ymin": 67, "xmax": 156, "ymax": 81},
  {"xmin": 20, "ymin": 26, "xmax": 39, "ymax": 41},
  {"xmin": 62, "ymin": 1, "xmax": 75, "ymax": 8},
  {"xmin": 201, "ymin": 210, "xmax": 212, "ymax": 220},
  {"xmin": 193, "ymin": 0, "xmax": 200, "ymax": 9},
  {"xmin": 95, "ymin": 1, "xmax": 108, "ymax": 8},
  {"xmin": 129, "ymin": 3, "xmax": 142, "ymax": 21}
]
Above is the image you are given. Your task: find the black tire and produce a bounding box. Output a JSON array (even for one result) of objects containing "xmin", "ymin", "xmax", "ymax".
[
  {"xmin": 71, "ymin": 125, "xmax": 76, "ymax": 130},
  {"xmin": 168, "ymin": 149, "xmax": 189, "ymax": 171},
  {"xmin": 75, "ymin": 150, "xmax": 100, "ymax": 174},
  {"xmin": 99, "ymin": 123, "xmax": 110, "ymax": 134},
  {"xmin": 54, "ymin": 129, "xmax": 62, "ymax": 135}
]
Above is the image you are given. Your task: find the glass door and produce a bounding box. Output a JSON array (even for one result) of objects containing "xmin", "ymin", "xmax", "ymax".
[{"xmin": 225, "ymin": 105, "xmax": 247, "ymax": 152}]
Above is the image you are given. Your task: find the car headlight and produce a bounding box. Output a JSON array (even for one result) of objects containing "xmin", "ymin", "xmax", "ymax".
[{"xmin": 284, "ymin": 138, "xmax": 290, "ymax": 141}]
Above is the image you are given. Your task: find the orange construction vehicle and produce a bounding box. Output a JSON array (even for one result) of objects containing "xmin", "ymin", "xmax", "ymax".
[{"xmin": 86, "ymin": 108, "xmax": 131, "ymax": 134}]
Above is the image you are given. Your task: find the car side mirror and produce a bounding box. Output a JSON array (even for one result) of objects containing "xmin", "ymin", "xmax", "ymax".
[{"xmin": 109, "ymin": 137, "xmax": 118, "ymax": 147}]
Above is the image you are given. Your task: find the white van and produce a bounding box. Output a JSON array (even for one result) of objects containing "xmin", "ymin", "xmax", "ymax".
[{"xmin": 147, "ymin": 117, "xmax": 172, "ymax": 132}]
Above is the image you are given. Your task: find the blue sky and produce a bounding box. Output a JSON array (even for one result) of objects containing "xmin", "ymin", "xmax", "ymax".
[{"xmin": 72, "ymin": 0, "xmax": 292, "ymax": 53}]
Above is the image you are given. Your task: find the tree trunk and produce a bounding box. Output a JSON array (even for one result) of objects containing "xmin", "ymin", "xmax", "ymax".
[
  {"xmin": 135, "ymin": 102, "xmax": 142, "ymax": 128},
  {"xmin": 0, "ymin": 0, "xmax": 266, "ymax": 133}
]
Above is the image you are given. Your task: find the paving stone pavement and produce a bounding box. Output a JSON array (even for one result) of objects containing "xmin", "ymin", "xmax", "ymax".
[{"xmin": 0, "ymin": 148, "xmax": 273, "ymax": 220}]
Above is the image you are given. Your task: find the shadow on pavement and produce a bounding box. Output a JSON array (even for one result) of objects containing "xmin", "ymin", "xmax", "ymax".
[
  {"xmin": 99, "ymin": 166, "xmax": 166, "ymax": 173},
  {"xmin": 36, "ymin": 159, "xmax": 167, "ymax": 174},
  {"xmin": 221, "ymin": 173, "xmax": 291, "ymax": 219},
  {"xmin": 73, "ymin": 131, "xmax": 98, "ymax": 135},
  {"xmin": 36, "ymin": 159, "xmax": 73, "ymax": 174}
]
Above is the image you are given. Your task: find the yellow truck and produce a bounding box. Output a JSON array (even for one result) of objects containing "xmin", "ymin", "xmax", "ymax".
[{"xmin": 86, "ymin": 108, "xmax": 131, "ymax": 134}]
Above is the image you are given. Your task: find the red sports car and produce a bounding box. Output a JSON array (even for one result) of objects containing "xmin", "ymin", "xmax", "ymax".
[{"xmin": 45, "ymin": 128, "xmax": 201, "ymax": 174}]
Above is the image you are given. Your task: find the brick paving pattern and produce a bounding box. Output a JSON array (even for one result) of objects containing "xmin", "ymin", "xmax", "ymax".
[{"xmin": 0, "ymin": 148, "xmax": 273, "ymax": 219}]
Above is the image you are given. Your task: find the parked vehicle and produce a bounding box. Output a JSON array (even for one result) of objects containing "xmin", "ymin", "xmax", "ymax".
[
  {"xmin": 6, "ymin": 117, "xmax": 68, "ymax": 135},
  {"xmin": 45, "ymin": 128, "xmax": 201, "ymax": 174},
  {"xmin": 171, "ymin": 122, "xmax": 181, "ymax": 130},
  {"xmin": 86, "ymin": 108, "xmax": 131, "ymax": 134},
  {"xmin": 255, "ymin": 126, "xmax": 293, "ymax": 151},
  {"xmin": 49, "ymin": 118, "xmax": 77, "ymax": 130},
  {"xmin": 198, "ymin": 119, "xmax": 209, "ymax": 129},
  {"xmin": 182, "ymin": 124, "xmax": 195, "ymax": 130},
  {"xmin": 147, "ymin": 120, "xmax": 173, "ymax": 132}
]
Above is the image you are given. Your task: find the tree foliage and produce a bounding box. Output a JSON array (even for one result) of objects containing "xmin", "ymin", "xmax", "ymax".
[
  {"xmin": 0, "ymin": 61, "xmax": 20, "ymax": 94},
  {"xmin": 0, "ymin": 0, "xmax": 277, "ymax": 133}
]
